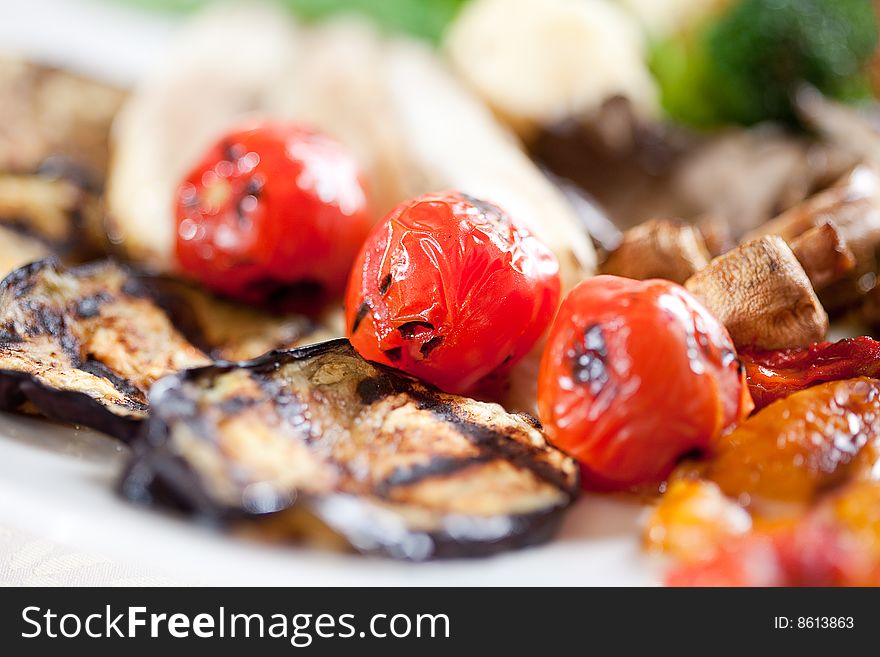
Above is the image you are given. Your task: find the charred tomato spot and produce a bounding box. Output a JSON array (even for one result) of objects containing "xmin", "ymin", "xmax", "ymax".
[
  {"xmin": 221, "ymin": 140, "xmax": 247, "ymax": 164},
  {"xmin": 244, "ymin": 175, "xmax": 264, "ymax": 197},
  {"xmin": 397, "ymin": 321, "xmax": 434, "ymax": 339},
  {"xmin": 420, "ymin": 335, "xmax": 443, "ymax": 357},
  {"xmin": 378, "ymin": 273, "xmax": 393, "ymax": 296},
  {"xmin": 568, "ymin": 324, "xmax": 609, "ymax": 395},
  {"xmin": 383, "ymin": 347, "xmax": 402, "ymax": 362},
  {"xmin": 460, "ymin": 193, "xmax": 508, "ymax": 227},
  {"xmin": 351, "ymin": 301, "xmax": 370, "ymax": 334}
]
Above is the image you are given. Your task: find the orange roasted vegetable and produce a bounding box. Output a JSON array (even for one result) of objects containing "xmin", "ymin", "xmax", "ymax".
[
  {"xmin": 666, "ymin": 482, "xmax": 880, "ymax": 587},
  {"xmin": 703, "ymin": 377, "xmax": 880, "ymax": 506},
  {"xmin": 644, "ymin": 480, "xmax": 752, "ymax": 560}
]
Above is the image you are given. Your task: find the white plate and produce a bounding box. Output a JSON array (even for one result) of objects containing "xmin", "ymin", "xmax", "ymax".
[
  {"xmin": 0, "ymin": 412, "xmax": 657, "ymax": 585},
  {"xmin": 0, "ymin": 0, "xmax": 657, "ymax": 586}
]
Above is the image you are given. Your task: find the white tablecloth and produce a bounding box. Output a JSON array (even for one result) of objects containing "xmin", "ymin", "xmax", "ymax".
[{"xmin": 0, "ymin": 524, "xmax": 177, "ymax": 586}]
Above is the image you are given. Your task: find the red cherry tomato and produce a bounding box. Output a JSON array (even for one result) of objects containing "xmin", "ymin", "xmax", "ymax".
[
  {"xmin": 175, "ymin": 122, "xmax": 371, "ymax": 307},
  {"xmin": 537, "ymin": 276, "xmax": 753, "ymax": 490},
  {"xmin": 345, "ymin": 191, "xmax": 561, "ymax": 395}
]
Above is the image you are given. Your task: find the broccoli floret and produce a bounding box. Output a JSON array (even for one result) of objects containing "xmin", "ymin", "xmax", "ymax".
[{"xmin": 651, "ymin": 0, "xmax": 879, "ymax": 127}]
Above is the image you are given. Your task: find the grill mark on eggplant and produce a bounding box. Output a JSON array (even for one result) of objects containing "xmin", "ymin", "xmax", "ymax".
[
  {"xmin": 122, "ymin": 339, "xmax": 579, "ymax": 559},
  {"xmin": 74, "ymin": 292, "xmax": 111, "ymax": 319},
  {"xmin": 136, "ymin": 275, "xmax": 315, "ymax": 362},
  {"xmin": 383, "ymin": 346, "xmax": 402, "ymax": 362},
  {"xmin": 408, "ymin": 389, "xmax": 574, "ymax": 493},
  {"xmin": 356, "ymin": 375, "xmax": 405, "ymax": 405},
  {"xmin": 355, "ymin": 372, "xmax": 565, "ymax": 491},
  {"xmin": 0, "ymin": 258, "xmax": 210, "ymax": 440},
  {"xmin": 0, "ymin": 169, "xmax": 106, "ymax": 261},
  {"xmin": 376, "ymin": 454, "xmax": 495, "ymax": 496},
  {"xmin": 76, "ymin": 358, "xmax": 148, "ymax": 409}
]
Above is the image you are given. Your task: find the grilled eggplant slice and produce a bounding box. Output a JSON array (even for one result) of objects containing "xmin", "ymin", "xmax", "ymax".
[
  {"xmin": 0, "ymin": 57, "xmax": 125, "ymax": 176},
  {"xmin": 0, "ymin": 166, "xmax": 107, "ymax": 260},
  {"xmin": 123, "ymin": 339, "xmax": 579, "ymax": 559},
  {"xmin": 141, "ymin": 276, "xmax": 325, "ymax": 362},
  {"xmin": 0, "ymin": 259, "xmax": 210, "ymax": 440}
]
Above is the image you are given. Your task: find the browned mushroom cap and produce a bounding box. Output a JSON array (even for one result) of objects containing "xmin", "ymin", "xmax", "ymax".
[
  {"xmin": 788, "ymin": 221, "xmax": 856, "ymax": 291},
  {"xmin": 684, "ymin": 235, "xmax": 828, "ymax": 350},
  {"xmin": 599, "ymin": 218, "xmax": 710, "ymax": 284}
]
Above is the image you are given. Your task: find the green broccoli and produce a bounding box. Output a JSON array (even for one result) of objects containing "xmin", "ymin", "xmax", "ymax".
[
  {"xmin": 650, "ymin": 0, "xmax": 879, "ymax": 127},
  {"xmin": 114, "ymin": 0, "xmax": 470, "ymax": 45}
]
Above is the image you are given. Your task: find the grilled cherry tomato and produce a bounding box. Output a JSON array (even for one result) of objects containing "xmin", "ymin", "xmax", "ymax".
[
  {"xmin": 537, "ymin": 276, "xmax": 753, "ymax": 490},
  {"xmin": 345, "ymin": 191, "xmax": 560, "ymax": 395},
  {"xmin": 175, "ymin": 122, "xmax": 371, "ymax": 307}
]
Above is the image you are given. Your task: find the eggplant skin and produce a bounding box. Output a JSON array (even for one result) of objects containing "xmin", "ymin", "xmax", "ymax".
[
  {"xmin": 123, "ymin": 339, "xmax": 580, "ymax": 559},
  {"xmin": 0, "ymin": 258, "xmax": 210, "ymax": 441},
  {"xmin": 139, "ymin": 276, "xmax": 318, "ymax": 362}
]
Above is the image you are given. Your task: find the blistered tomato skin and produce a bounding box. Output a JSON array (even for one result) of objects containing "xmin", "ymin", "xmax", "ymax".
[
  {"xmin": 537, "ymin": 276, "xmax": 753, "ymax": 491},
  {"xmin": 345, "ymin": 191, "xmax": 561, "ymax": 395},
  {"xmin": 175, "ymin": 122, "xmax": 371, "ymax": 307}
]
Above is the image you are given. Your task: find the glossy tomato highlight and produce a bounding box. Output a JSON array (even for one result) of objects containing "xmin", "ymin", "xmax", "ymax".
[
  {"xmin": 175, "ymin": 122, "xmax": 371, "ymax": 308},
  {"xmin": 345, "ymin": 191, "xmax": 560, "ymax": 395},
  {"xmin": 538, "ymin": 276, "xmax": 752, "ymax": 490}
]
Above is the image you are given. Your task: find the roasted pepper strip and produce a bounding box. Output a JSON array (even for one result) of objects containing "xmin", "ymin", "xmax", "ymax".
[{"xmin": 742, "ymin": 337, "xmax": 880, "ymax": 410}]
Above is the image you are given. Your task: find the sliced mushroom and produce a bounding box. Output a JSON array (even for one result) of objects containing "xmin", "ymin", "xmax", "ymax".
[
  {"xmin": 788, "ymin": 221, "xmax": 856, "ymax": 291},
  {"xmin": 599, "ymin": 218, "xmax": 710, "ymax": 284},
  {"xmin": 745, "ymin": 164, "xmax": 880, "ymax": 313},
  {"xmin": 684, "ymin": 236, "xmax": 828, "ymax": 350}
]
